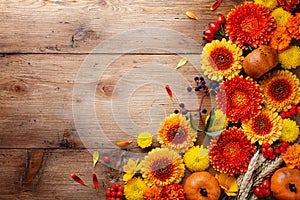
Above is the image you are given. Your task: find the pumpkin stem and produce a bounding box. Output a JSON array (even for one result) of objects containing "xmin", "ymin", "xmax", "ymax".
[
  {"xmin": 289, "ymin": 183, "xmax": 297, "ymax": 193},
  {"xmin": 200, "ymin": 188, "xmax": 208, "ymax": 197}
]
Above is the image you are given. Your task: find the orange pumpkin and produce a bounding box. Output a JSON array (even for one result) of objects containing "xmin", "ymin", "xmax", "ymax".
[
  {"xmin": 242, "ymin": 45, "xmax": 278, "ymax": 79},
  {"xmin": 271, "ymin": 167, "xmax": 300, "ymax": 200},
  {"xmin": 184, "ymin": 171, "xmax": 221, "ymax": 200}
]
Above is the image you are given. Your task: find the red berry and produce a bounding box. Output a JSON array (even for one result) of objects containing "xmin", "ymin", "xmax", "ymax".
[
  {"xmin": 106, "ymin": 190, "xmax": 111, "ymax": 197},
  {"xmin": 203, "ymin": 34, "xmax": 214, "ymax": 41},
  {"xmin": 274, "ymin": 148, "xmax": 281, "ymax": 155},
  {"xmin": 209, "ymin": 22, "xmax": 220, "ymax": 33},
  {"xmin": 103, "ymin": 156, "xmax": 110, "ymax": 163},
  {"xmin": 204, "ymin": 29, "xmax": 214, "ymax": 36},
  {"xmin": 280, "ymin": 112, "xmax": 286, "ymax": 118},
  {"xmin": 216, "ymin": 14, "xmax": 226, "ymax": 25},
  {"xmin": 261, "ymin": 147, "xmax": 267, "ymax": 154},
  {"xmin": 280, "ymin": 146, "xmax": 286, "ymax": 153},
  {"xmin": 254, "ymin": 186, "xmax": 264, "ymax": 198},
  {"xmin": 285, "ymin": 111, "xmax": 291, "ymax": 118},
  {"xmin": 267, "ymin": 147, "xmax": 274, "ymax": 156},
  {"xmin": 118, "ymin": 186, "xmax": 124, "ymax": 192},
  {"xmin": 263, "ymin": 153, "xmax": 269, "ymax": 159},
  {"xmin": 116, "ymin": 191, "xmax": 123, "ymax": 197},
  {"xmin": 111, "ymin": 191, "xmax": 117, "ymax": 197},
  {"xmin": 282, "ymin": 141, "xmax": 290, "ymax": 148},
  {"xmin": 297, "ymin": 105, "xmax": 300, "ymax": 115},
  {"xmin": 110, "ymin": 187, "xmax": 114, "ymax": 192},
  {"xmin": 292, "ymin": 104, "xmax": 296, "ymax": 110},
  {"xmin": 261, "ymin": 179, "xmax": 271, "ymax": 189},
  {"xmin": 290, "ymin": 108, "xmax": 296, "ymax": 115},
  {"xmin": 269, "ymin": 155, "xmax": 276, "ymax": 161},
  {"xmin": 263, "ymin": 143, "xmax": 270, "ymax": 149},
  {"xmin": 262, "ymin": 188, "xmax": 271, "ymax": 196},
  {"xmin": 115, "ymin": 198, "xmax": 121, "ymax": 200}
]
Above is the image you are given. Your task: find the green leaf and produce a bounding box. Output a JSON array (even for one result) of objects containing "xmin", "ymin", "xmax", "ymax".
[
  {"xmin": 176, "ymin": 57, "xmax": 188, "ymax": 69},
  {"xmin": 190, "ymin": 113, "xmax": 202, "ymax": 132},
  {"xmin": 93, "ymin": 151, "xmax": 99, "ymax": 168},
  {"xmin": 205, "ymin": 108, "xmax": 215, "ymax": 131},
  {"xmin": 206, "ymin": 129, "xmax": 224, "ymax": 137}
]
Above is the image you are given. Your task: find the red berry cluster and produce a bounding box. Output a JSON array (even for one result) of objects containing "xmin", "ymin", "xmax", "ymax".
[
  {"xmin": 106, "ymin": 183, "xmax": 124, "ymax": 200},
  {"xmin": 280, "ymin": 104, "xmax": 300, "ymax": 118},
  {"xmin": 254, "ymin": 179, "xmax": 271, "ymax": 198},
  {"xmin": 261, "ymin": 142, "xmax": 289, "ymax": 160},
  {"xmin": 203, "ymin": 14, "xmax": 226, "ymax": 41}
]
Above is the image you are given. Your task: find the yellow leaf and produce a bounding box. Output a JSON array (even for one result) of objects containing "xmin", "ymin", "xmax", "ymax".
[
  {"xmin": 116, "ymin": 140, "xmax": 132, "ymax": 147},
  {"xmin": 176, "ymin": 57, "xmax": 188, "ymax": 69},
  {"xmin": 93, "ymin": 151, "xmax": 99, "ymax": 167},
  {"xmin": 185, "ymin": 11, "xmax": 198, "ymax": 20}
]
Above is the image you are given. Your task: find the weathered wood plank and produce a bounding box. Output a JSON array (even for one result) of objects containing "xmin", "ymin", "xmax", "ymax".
[
  {"xmin": 0, "ymin": 53, "xmax": 208, "ymax": 149},
  {"xmin": 0, "ymin": 149, "xmax": 127, "ymax": 199},
  {"xmin": 0, "ymin": 0, "xmax": 241, "ymax": 53}
]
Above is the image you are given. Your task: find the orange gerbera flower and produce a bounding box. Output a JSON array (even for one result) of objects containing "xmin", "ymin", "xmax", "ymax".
[
  {"xmin": 269, "ymin": 27, "xmax": 292, "ymax": 52},
  {"xmin": 226, "ymin": 2, "xmax": 276, "ymax": 48},
  {"xmin": 287, "ymin": 13, "xmax": 300, "ymax": 40}
]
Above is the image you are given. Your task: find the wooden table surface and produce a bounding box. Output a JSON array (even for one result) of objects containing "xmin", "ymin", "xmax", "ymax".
[{"xmin": 0, "ymin": 0, "xmax": 298, "ymax": 199}]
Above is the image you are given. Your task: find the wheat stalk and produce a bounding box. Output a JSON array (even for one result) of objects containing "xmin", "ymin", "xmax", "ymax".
[{"xmin": 254, "ymin": 156, "xmax": 283, "ymax": 185}]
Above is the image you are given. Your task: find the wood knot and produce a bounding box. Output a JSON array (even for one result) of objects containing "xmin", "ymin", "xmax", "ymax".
[
  {"xmin": 102, "ymin": 85, "xmax": 115, "ymax": 96},
  {"xmin": 9, "ymin": 81, "xmax": 27, "ymax": 93}
]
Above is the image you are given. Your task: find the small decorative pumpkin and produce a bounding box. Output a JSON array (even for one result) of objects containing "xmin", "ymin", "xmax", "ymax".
[
  {"xmin": 242, "ymin": 45, "xmax": 278, "ymax": 79},
  {"xmin": 270, "ymin": 167, "xmax": 300, "ymax": 200},
  {"xmin": 184, "ymin": 171, "xmax": 221, "ymax": 200}
]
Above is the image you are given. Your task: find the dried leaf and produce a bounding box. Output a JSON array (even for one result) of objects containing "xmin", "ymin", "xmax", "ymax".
[
  {"xmin": 93, "ymin": 151, "xmax": 99, "ymax": 167},
  {"xmin": 185, "ymin": 11, "xmax": 198, "ymax": 20},
  {"xmin": 210, "ymin": 0, "xmax": 223, "ymax": 11},
  {"xmin": 116, "ymin": 141, "xmax": 132, "ymax": 147},
  {"xmin": 71, "ymin": 173, "xmax": 88, "ymax": 186},
  {"xmin": 92, "ymin": 173, "xmax": 99, "ymax": 192},
  {"xmin": 176, "ymin": 57, "xmax": 188, "ymax": 69}
]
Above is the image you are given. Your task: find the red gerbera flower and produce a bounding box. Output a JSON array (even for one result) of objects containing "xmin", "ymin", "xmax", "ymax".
[
  {"xmin": 226, "ymin": 2, "xmax": 276, "ymax": 48},
  {"xmin": 209, "ymin": 127, "xmax": 256, "ymax": 175},
  {"xmin": 216, "ymin": 76, "xmax": 263, "ymax": 123}
]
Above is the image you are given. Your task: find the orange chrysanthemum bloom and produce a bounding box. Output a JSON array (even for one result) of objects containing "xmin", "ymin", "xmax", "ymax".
[
  {"xmin": 269, "ymin": 27, "xmax": 292, "ymax": 52},
  {"xmin": 143, "ymin": 185, "xmax": 163, "ymax": 200},
  {"xmin": 226, "ymin": 2, "xmax": 276, "ymax": 48},
  {"xmin": 287, "ymin": 13, "xmax": 300, "ymax": 40},
  {"xmin": 160, "ymin": 184, "xmax": 185, "ymax": 200},
  {"xmin": 277, "ymin": 0, "xmax": 300, "ymax": 12},
  {"xmin": 281, "ymin": 144, "xmax": 300, "ymax": 169}
]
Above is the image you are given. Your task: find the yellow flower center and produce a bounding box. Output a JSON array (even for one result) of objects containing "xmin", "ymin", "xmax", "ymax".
[{"xmin": 231, "ymin": 91, "xmax": 248, "ymax": 107}]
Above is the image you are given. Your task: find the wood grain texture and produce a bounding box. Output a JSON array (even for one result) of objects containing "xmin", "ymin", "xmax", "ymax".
[{"xmin": 0, "ymin": 0, "xmax": 299, "ymax": 199}]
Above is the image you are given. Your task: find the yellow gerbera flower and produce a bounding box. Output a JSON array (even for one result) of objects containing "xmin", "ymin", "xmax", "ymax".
[
  {"xmin": 137, "ymin": 132, "xmax": 153, "ymax": 149},
  {"xmin": 280, "ymin": 118, "xmax": 299, "ymax": 143},
  {"xmin": 215, "ymin": 173, "xmax": 239, "ymax": 196},
  {"xmin": 123, "ymin": 158, "xmax": 142, "ymax": 182},
  {"xmin": 183, "ymin": 145, "xmax": 209, "ymax": 172},
  {"xmin": 260, "ymin": 70, "xmax": 300, "ymax": 112},
  {"xmin": 141, "ymin": 148, "xmax": 185, "ymax": 187},
  {"xmin": 271, "ymin": 7, "xmax": 292, "ymax": 27},
  {"xmin": 279, "ymin": 46, "xmax": 300, "ymax": 69},
  {"xmin": 254, "ymin": 0, "xmax": 278, "ymax": 10},
  {"xmin": 242, "ymin": 108, "xmax": 282, "ymax": 145},
  {"xmin": 200, "ymin": 38, "xmax": 243, "ymax": 81},
  {"xmin": 157, "ymin": 113, "xmax": 197, "ymax": 153},
  {"xmin": 124, "ymin": 177, "xmax": 147, "ymax": 200}
]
